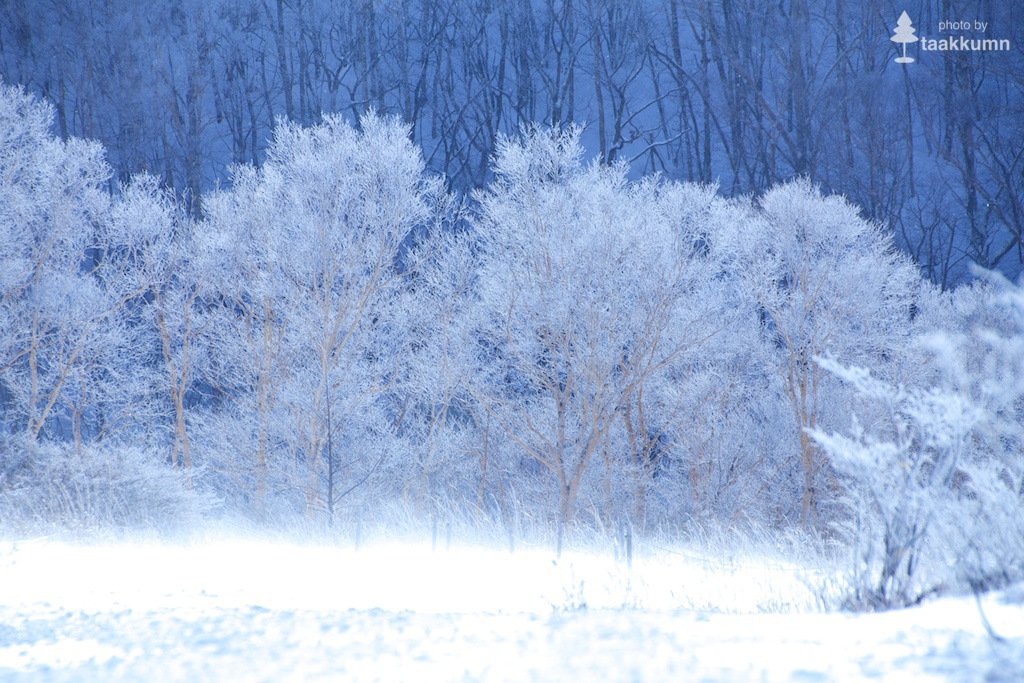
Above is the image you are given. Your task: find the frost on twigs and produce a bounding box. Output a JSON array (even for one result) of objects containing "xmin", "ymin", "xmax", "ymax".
[
  {"xmin": 0, "ymin": 437, "xmax": 215, "ymax": 535},
  {"xmin": 810, "ymin": 272, "xmax": 1024, "ymax": 608}
]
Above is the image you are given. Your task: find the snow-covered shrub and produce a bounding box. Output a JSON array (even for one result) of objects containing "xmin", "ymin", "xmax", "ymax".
[
  {"xmin": 810, "ymin": 359, "xmax": 980, "ymax": 608},
  {"xmin": 927, "ymin": 273, "xmax": 1024, "ymax": 593},
  {"xmin": 0, "ymin": 437, "xmax": 215, "ymax": 534},
  {"xmin": 811, "ymin": 272, "xmax": 1024, "ymax": 608}
]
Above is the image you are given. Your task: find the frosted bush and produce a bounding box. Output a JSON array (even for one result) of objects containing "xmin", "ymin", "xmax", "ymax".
[
  {"xmin": 0, "ymin": 437, "xmax": 215, "ymax": 534},
  {"xmin": 811, "ymin": 272, "xmax": 1024, "ymax": 608}
]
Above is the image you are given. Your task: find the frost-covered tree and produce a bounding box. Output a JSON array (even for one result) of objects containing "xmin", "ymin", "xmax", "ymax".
[
  {"xmin": 383, "ymin": 211, "xmax": 487, "ymax": 511},
  {"xmin": 470, "ymin": 126, "xmax": 726, "ymax": 536},
  {"xmin": 916, "ymin": 273, "xmax": 1024, "ymax": 590},
  {"xmin": 603, "ymin": 179, "xmax": 755, "ymax": 527},
  {"xmin": 0, "ymin": 82, "xmax": 150, "ymax": 446},
  {"xmin": 0, "ymin": 84, "xmax": 210, "ymax": 528},
  {"xmin": 809, "ymin": 358, "xmax": 981, "ymax": 607},
  {"xmin": 202, "ymin": 163, "xmax": 295, "ymax": 513},
  {"xmin": 739, "ymin": 180, "xmax": 922, "ymax": 526},
  {"xmin": 205, "ymin": 112, "xmax": 445, "ymax": 517},
  {"xmin": 115, "ymin": 176, "xmax": 215, "ymax": 476}
]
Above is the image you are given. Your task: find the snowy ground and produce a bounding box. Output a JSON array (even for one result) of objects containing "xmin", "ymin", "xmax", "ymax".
[{"xmin": 0, "ymin": 534, "xmax": 1021, "ymax": 682}]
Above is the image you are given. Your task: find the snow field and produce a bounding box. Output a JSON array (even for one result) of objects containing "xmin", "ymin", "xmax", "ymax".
[
  {"xmin": 0, "ymin": 535, "xmax": 830, "ymax": 614},
  {"xmin": 0, "ymin": 537, "xmax": 1021, "ymax": 681}
]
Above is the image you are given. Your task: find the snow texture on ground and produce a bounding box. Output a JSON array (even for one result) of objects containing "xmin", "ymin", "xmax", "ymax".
[{"xmin": 0, "ymin": 537, "xmax": 1021, "ymax": 682}]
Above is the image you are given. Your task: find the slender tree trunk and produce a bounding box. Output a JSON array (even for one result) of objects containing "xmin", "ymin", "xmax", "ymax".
[
  {"xmin": 272, "ymin": 0, "xmax": 295, "ymax": 119},
  {"xmin": 591, "ymin": 13, "xmax": 607, "ymax": 162}
]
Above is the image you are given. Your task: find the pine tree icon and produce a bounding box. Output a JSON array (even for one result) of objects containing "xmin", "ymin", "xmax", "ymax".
[{"xmin": 891, "ymin": 11, "xmax": 918, "ymax": 63}]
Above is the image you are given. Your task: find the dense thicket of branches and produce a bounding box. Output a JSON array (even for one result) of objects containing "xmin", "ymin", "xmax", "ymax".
[
  {"xmin": 2, "ymin": 0, "xmax": 1022, "ymax": 285},
  {"xmin": 0, "ymin": 81, "xmax": 1021, "ymax": 603}
]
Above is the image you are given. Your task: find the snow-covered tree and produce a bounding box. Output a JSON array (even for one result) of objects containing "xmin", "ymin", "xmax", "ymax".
[
  {"xmin": 202, "ymin": 162, "xmax": 295, "ymax": 513},
  {"xmin": 205, "ymin": 112, "xmax": 445, "ymax": 517},
  {"xmin": 470, "ymin": 125, "xmax": 727, "ymax": 537},
  {"xmin": 114, "ymin": 176, "xmax": 216, "ymax": 478},
  {"xmin": 0, "ymin": 82, "xmax": 151, "ymax": 446},
  {"xmin": 739, "ymin": 180, "xmax": 922, "ymax": 526}
]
